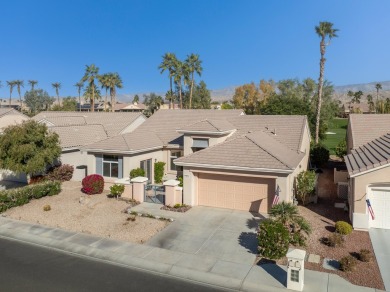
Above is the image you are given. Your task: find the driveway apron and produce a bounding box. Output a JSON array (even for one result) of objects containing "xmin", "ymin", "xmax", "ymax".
[
  {"xmin": 369, "ymin": 228, "xmax": 390, "ymax": 291},
  {"xmin": 146, "ymin": 206, "xmax": 264, "ymax": 265}
]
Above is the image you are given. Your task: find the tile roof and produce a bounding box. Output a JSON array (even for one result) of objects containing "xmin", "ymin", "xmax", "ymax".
[
  {"xmin": 345, "ymin": 133, "xmax": 390, "ymax": 176},
  {"xmin": 179, "ymin": 119, "xmax": 236, "ymax": 133},
  {"xmin": 175, "ymin": 131, "xmax": 305, "ymax": 171},
  {"xmin": 84, "ymin": 131, "xmax": 163, "ymax": 153},
  {"xmin": 134, "ymin": 109, "xmax": 245, "ymax": 145},
  {"xmin": 349, "ymin": 114, "xmax": 390, "ymax": 149},
  {"xmin": 0, "ymin": 108, "xmax": 28, "ymax": 118},
  {"xmin": 33, "ymin": 111, "xmax": 144, "ymax": 137},
  {"xmin": 50, "ymin": 125, "xmax": 108, "ymax": 149}
]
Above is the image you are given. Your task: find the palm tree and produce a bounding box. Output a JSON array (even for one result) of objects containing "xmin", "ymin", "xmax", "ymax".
[
  {"xmin": 98, "ymin": 73, "xmax": 110, "ymax": 111},
  {"xmin": 158, "ymin": 53, "xmax": 177, "ymax": 109},
  {"xmin": 0, "ymin": 81, "xmax": 2, "ymax": 108},
  {"xmin": 81, "ymin": 64, "xmax": 100, "ymax": 112},
  {"xmin": 173, "ymin": 59, "xmax": 188, "ymax": 109},
  {"xmin": 105, "ymin": 73, "xmax": 123, "ymax": 112},
  {"xmin": 6, "ymin": 80, "xmax": 16, "ymax": 107},
  {"xmin": 28, "ymin": 80, "xmax": 38, "ymax": 91},
  {"xmin": 314, "ymin": 22, "xmax": 338, "ymax": 144},
  {"xmin": 83, "ymin": 83, "xmax": 101, "ymax": 110},
  {"xmin": 375, "ymin": 83, "xmax": 382, "ymax": 102},
  {"xmin": 74, "ymin": 82, "xmax": 84, "ymax": 111},
  {"xmin": 367, "ymin": 94, "xmax": 375, "ymax": 113},
  {"xmin": 51, "ymin": 82, "xmax": 62, "ymax": 107},
  {"xmin": 185, "ymin": 53, "xmax": 203, "ymax": 109},
  {"xmin": 144, "ymin": 93, "xmax": 163, "ymax": 116},
  {"xmin": 14, "ymin": 80, "xmax": 24, "ymax": 110}
]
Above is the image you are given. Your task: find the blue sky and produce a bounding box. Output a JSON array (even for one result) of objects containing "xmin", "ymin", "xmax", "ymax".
[{"xmin": 0, "ymin": 0, "xmax": 389, "ymax": 99}]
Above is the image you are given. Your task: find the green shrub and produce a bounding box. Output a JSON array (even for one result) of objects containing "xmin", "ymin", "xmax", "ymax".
[
  {"xmin": 340, "ymin": 255, "xmax": 357, "ymax": 272},
  {"xmin": 335, "ymin": 139, "xmax": 347, "ymax": 161},
  {"xmin": 47, "ymin": 164, "xmax": 74, "ymax": 181},
  {"xmin": 43, "ymin": 204, "xmax": 51, "ymax": 211},
  {"xmin": 130, "ymin": 168, "xmax": 145, "ymax": 179},
  {"xmin": 335, "ymin": 221, "xmax": 353, "ymax": 235},
  {"xmin": 178, "ymin": 176, "xmax": 183, "ymax": 187},
  {"xmin": 310, "ymin": 144, "xmax": 330, "ymax": 167},
  {"xmin": 296, "ymin": 170, "xmax": 316, "ymax": 205},
  {"xmin": 0, "ymin": 181, "xmax": 61, "ymax": 213},
  {"xmin": 110, "ymin": 184, "xmax": 125, "ymax": 199},
  {"xmin": 154, "ymin": 161, "xmax": 166, "ymax": 184},
  {"xmin": 328, "ymin": 233, "xmax": 345, "ymax": 247},
  {"xmin": 258, "ymin": 219, "xmax": 290, "ymax": 260},
  {"xmin": 359, "ymin": 249, "xmax": 371, "ymax": 262}
]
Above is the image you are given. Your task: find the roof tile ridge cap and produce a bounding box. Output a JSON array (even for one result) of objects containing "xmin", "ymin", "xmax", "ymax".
[
  {"xmin": 245, "ymin": 132, "xmax": 295, "ymax": 169},
  {"xmin": 205, "ymin": 119, "xmax": 222, "ymax": 131},
  {"xmin": 121, "ymin": 134, "xmax": 132, "ymax": 151},
  {"xmin": 297, "ymin": 116, "xmax": 307, "ymax": 152},
  {"xmin": 179, "ymin": 118, "xmax": 209, "ymax": 130},
  {"xmin": 348, "ymin": 114, "xmax": 355, "ymax": 150}
]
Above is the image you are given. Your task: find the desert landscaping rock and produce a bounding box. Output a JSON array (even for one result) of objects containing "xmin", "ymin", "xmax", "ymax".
[{"xmin": 3, "ymin": 181, "xmax": 169, "ymax": 244}]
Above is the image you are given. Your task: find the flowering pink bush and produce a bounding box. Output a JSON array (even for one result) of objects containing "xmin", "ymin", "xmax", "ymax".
[{"xmin": 82, "ymin": 174, "xmax": 104, "ymax": 195}]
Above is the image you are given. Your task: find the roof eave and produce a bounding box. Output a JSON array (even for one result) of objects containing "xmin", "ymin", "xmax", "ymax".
[
  {"xmin": 176, "ymin": 129, "xmax": 235, "ymax": 136},
  {"xmin": 83, "ymin": 145, "xmax": 163, "ymax": 155}
]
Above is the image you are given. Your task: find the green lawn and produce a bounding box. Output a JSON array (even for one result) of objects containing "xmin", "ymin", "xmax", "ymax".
[{"xmin": 323, "ymin": 118, "xmax": 348, "ymax": 155}]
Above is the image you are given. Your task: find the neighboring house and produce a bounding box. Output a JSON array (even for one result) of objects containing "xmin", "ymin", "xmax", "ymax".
[
  {"xmin": 159, "ymin": 103, "xmax": 180, "ymax": 110},
  {"xmin": 83, "ymin": 110, "xmax": 310, "ymax": 214},
  {"xmin": 345, "ymin": 114, "xmax": 390, "ymax": 230},
  {"xmin": 114, "ymin": 102, "xmax": 146, "ymax": 113},
  {"xmin": 0, "ymin": 108, "xmax": 29, "ymax": 134},
  {"xmin": 33, "ymin": 111, "xmax": 147, "ymax": 181},
  {"xmin": 0, "ymin": 108, "xmax": 30, "ymax": 183},
  {"xmin": 342, "ymin": 102, "xmax": 373, "ymax": 116}
]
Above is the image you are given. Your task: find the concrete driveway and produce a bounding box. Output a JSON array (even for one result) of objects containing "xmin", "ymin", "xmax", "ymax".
[
  {"xmin": 146, "ymin": 206, "xmax": 264, "ymax": 265},
  {"xmin": 369, "ymin": 228, "xmax": 390, "ymax": 291}
]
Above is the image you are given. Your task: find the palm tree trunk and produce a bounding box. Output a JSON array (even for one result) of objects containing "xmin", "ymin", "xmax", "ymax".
[
  {"xmin": 78, "ymin": 91, "xmax": 81, "ymax": 112},
  {"xmin": 104, "ymin": 88, "xmax": 108, "ymax": 111},
  {"xmin": 315, "ymin": 39, "xmax": 326, "ymax": 144},
  {"xmin": 18, "ymin": 90, "xmax": 22, "ymax": 111},
  {"xmin": 179, "ymin": 82, "xmax": 182, "ymax": 109},
  {"xmin": 189, "ymin": 72, "xmax": 194, "ymax": 109},
  {"xmin": 91, "ymin": 84, "xmax": 95, "ymax": 112},
  {"xmin": 113, "ymin": 90, "xmax": 116, "ymax": 112},
  {"xmin": 169, "ymin": 77, "xmax": 173, "ymax": 109},
  {"xmin": 9, "ymin": 90, "xmax": 12, "ymax": 107}
]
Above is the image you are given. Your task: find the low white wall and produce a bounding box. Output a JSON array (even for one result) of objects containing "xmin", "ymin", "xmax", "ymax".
[{"xmin": 334, "ymin": 168, "xmax": 348, "ymax": 184}]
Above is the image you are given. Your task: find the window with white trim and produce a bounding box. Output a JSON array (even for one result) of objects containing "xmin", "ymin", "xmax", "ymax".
[
  {"xmin": 170, "ymin": 150, "xmax": 183, "ymax": 171},
  {"xmin": 103, "ymin": 155, "xmax": 119, "ymax": 178}
]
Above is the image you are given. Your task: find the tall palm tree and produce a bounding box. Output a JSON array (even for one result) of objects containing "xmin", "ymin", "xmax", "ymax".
[
  {"xmin": 81, "ymin": 64, "xmax": 100, "ymax": 112},
  {"xmin": 6, "ymin": 81, "xmax": 16, "ymax": 107},
  {"xmin": 74, "ymin": 82, "xmax": 84, "ymax": 112},
  {"xmin": 98, "ymin": 73, "xmax": 110, "ymax": 111},
  {"xmin": 173, "ymin": 60, "xmax": 188, "ymax": 109},
  {"xmin": 314, "ymin": 22, "xmax": 338, "ymax": 144},
  {"xmin": 185, "ymin": 53, "xmax": 203, "ymax": 109},
  {"xmin": 28, "ymin": 80, "xmax": 38, "ymax": 91},
  {"xmin": 105, "ymin": 73, "xmax": 123, "ymax": 112},
  {"xmin": 158, "ymin": 53, "xmax": 177, "ymax": 109},
  {"xmin": 51, "ymin": 82, "xmax": 62, "ymax": 107},
  {"xmin": 367, "ymin": 94, "xmax": 375, "ymax": 113},
  {"xmin": 14, "ymin": 80, "xmax": 24, "ymax": 110},
  {"xmin": 375, "ymin": 83, "xmax": 382, "ymax": 102}
]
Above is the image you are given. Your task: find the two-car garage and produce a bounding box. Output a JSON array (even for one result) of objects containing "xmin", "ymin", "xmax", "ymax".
[
  {"xmin": 369, "ymin": 187, "xmax": 390, "ymax": 229},
  {"xmin": 197, "ymin": 173, "xmax": 276, "ymax": 213}
]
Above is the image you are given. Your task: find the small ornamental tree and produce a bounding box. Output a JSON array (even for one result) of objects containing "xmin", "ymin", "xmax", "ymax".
[
  {"xmin": 0, "ymin": 120, "xmax": 61, "ymax": 177},
  {"xmin": 310, "ymin": 143, "xmax": 330, "ymax": 167},
  {"xmin": 296, "ymin": 170, "xmax": 316, "ymax": 205},
  {"xmin": 130, "ymin": 168, "xmax": 145, "ymax": 179},
  {"xmin": 82, "ymin": 174, "xmax": 104, "ymax": 195},
  {"xmin": 154, "ymin": 161, "xmax": 166, "ymax": 184},
  {"xmin": 258, "ymin": 219, "xmax": 290, "ymax": 259},
  {"xmin": 335, "ymin": 139, "xmax": 347, "ymax": 161}
]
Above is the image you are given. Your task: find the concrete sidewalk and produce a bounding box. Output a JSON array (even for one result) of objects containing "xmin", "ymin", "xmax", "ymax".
[{"xmin": 0, "ymin": 216, "xmax": 384, "ymax": 292}]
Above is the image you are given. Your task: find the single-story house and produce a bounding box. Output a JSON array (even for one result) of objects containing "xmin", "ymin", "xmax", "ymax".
[
  {"xmin": 345, "ymin": 114, "xmax": 390, "ymax": 230},
  {"xmin": 114, "ymin": 102, "xmax": 146, "ymax": 113},
  {"xmin": 0, "ymin": 108, "xmax": 30, "ymax": 183},
  {"xmin": 83, "ymin": 110, "xmax": 310, "ymax": 213},
  {"xmin": 33, "ymin": 111, "xmax": 147, "ymax": 180}
]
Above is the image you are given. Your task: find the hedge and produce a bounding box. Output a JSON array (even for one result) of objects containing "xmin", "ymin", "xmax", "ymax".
[{"xmin": 0, "ymin": 181, "xmax": 62, "ymax": 212}]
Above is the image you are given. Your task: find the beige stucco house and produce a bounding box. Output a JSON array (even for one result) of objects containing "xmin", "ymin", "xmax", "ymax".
[
  {"xmin": 33, "ymin": 111, "xmax": 146, "ymax": 181},
  {"xmin": 345, "ymin": 114, "xmax": 390, "ymax": 230},
  {"xmin": 83, "ymin": 110, "xmax": 310, "ymax": 213}
]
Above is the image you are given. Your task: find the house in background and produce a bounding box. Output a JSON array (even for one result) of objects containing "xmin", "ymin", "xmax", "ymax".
[
  {"xmin": 33, "ymin": 111, "xmax": 146, "ymax": 180},
  {"xmin": 114, "ymin": 102, "xmax": 146, "ymax": 113},
  {"xmin": 83, "ymin": 110, "xmax": 310, "ymax": 214},
  {"xmin": 345, "ymin": 114, "xmax": 390, "ymax": 230}
]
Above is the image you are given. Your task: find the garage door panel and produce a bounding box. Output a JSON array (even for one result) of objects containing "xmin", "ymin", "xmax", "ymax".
[
  {"xmin": 370, "ymin": 190, "xmax": 390, "ymax": 229},
  {"xmin": 198, "ymin": 173, "xmax": 274, "ymax": 213}
]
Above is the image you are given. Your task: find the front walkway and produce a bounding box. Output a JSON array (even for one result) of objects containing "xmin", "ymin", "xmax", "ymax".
[
  {"xmin": 370, "ymin": 228, "xmax": 390, "ymax": 291},
  {"xmin": 0, "ymin": 215, "xmax": 384, "ymax": 291}
]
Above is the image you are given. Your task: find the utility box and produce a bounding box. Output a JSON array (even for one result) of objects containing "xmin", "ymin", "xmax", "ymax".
[{"xmin": 286, "ymin": 248, "xmax": 306, "ymax": 291}]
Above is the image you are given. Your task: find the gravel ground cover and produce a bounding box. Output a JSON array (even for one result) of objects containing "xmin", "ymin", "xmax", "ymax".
[{"xmin": 4, "ymin": 181, "xmax": 169, "ymax": 244}]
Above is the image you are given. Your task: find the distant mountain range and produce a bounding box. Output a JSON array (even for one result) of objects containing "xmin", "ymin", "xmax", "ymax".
[{"xmin": 116, "ymin": 81, "xmax": 390, "ymax": 103}]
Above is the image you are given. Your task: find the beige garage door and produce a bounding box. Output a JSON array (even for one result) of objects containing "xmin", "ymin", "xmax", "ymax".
[{"xmin": 198, "ymin": 173, "xmax": 275, "ymax": 213}]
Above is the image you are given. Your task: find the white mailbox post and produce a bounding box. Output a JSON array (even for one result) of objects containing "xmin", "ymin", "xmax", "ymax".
[{"xmin": 286, "ymin": 248, "xmax": 306, "ymax": 291}]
